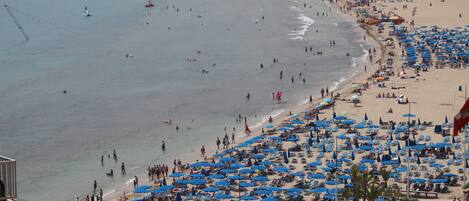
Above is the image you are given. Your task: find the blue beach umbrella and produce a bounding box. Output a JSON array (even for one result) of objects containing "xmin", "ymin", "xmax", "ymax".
[
  {"xmin": 252, "ymin": 165, "xmax": 267, "ymax": 170},
  {"xmin": 239, "ymin": 182, "xmax": 256, "ymax": 187},
  {"xmin": 215, "ymin": 193, "xmax": 233, "ymax": 199},
  {"xmin": 241, "ymin": 196, "xmax": 257, "ymax": 200},
  {"xmin": 220, "ymin": 169, "xmax": 235, "ymax": 174},
  {"xmin": 239, "ymin": 168, "xmax": 255, "ymax": 174},
  {"xmin": 273, "ymin": 166, "xmax": 289, "ymax": 173},
  {"xmin": 308, "ymin": 173, "xmax": 326, "ymax": 179},
  {"xmin": 208, "ymin": 174, "xmax": 225, "ymax": 179},
  {"xmin": 203, "ymin": 186, "xmax": 220, "ymax": 192},
  {"xmin": 220, "ymin": 157, "xmax": 236, "ymax": 163},
  {"xmin": 308, "ymin": 188, "xmax": 328, "ymax": 193},
  {"xmin": 190, "ymin": 173, "xmax": 205, "ymax": 178},
  {"xmin": 188, "ymin": 179, "xmax": 206, "ymax": 185},
  {"xmin": 402, "ymin": 113, "xmax": 416, "ymax": 118},
  {"xmin": 210, "ymin": 162, "xmax": 225, "ymax": 168},
  {"xmin": 252, "ymin": 176, "xmax": 269, "ymax": 182},
  {"xmin": 169, "ymin": 172, "xmax": 185, "ymax": 177},
  {"xmin": 214, "ymin": 180, "xmax": 230, "ymax": 187},
  {"xmin": 230, "ymin": 163, "xmax": 245, "ymax": 169},
  {"xmin": 261, "ymin": 197, "xmax": 278, "ymax": 201},
  {"xmin": 228, "ymin": 175, "xmax": 246, "ymax": 180},
  {"xmin": 255, "ymin": 190, "xmax": 273, "ymax": 195}
]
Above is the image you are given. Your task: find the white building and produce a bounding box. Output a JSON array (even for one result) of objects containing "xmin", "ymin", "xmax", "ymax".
[{"xmin": 0, "ymin": 156, "xmax": 16, "ymax": 201}]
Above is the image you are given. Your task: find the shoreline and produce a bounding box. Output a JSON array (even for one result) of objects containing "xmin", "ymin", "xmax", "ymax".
[{"xmin": 106, "ymin": 0, "xmax": 385, "ymax": 200}]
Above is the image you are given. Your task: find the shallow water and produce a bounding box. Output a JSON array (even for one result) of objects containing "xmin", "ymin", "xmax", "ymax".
[{"xmin": 0, "ymin": 0, "xmax": 369, "ymax": 200}]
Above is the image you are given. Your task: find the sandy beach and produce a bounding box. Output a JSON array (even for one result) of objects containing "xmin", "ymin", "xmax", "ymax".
[{"xmin": 117, "ymin": 0, "xmax": 469, "ymax": 200}]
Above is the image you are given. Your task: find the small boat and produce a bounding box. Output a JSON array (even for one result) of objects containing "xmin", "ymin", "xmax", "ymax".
[
  {"xmin": 145, "ymin": 0, "xmax": 154, "ymax": 7},
  {"xmin": 84, "ymin": 7, "xmax": 92, "ymax": 17}
]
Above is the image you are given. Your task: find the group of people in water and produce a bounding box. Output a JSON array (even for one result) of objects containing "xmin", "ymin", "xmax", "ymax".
[
  {"xmin": 216, "ymin": 132, "xmax": 235, "ymax": 150},
  {"xmin": 147, "ymin": 164, "xmax": 169, "ymax": 181}
]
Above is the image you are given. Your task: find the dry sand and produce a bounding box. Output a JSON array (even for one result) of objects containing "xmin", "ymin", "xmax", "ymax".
[{"xmin": 120, "ymin": 0, "xmax": 469, "ymax": 199}]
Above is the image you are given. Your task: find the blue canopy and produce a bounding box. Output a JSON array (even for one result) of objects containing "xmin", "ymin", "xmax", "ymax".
[
  {"xmin": 252, "ymin": 176, "xmax": 269, "ymax": 182},
  {"xmin": 273, "ymin": 166, "xmax": 289, "ymax": 173},
  {"xmin": 308, "ymin": 188, "xmax": 328, "ymax": 193},
  {"xmin": 261, "ymin": 197, "xmax": 278, "ymax": 201},
  {"xmin": 241, "ymin": 196, "xmax": 257, "ymax": 200},
  {"xmin": 431, "ymin": 179, "xmax": 448, "ymax": 183},
  {"xmin": 219, "ymin": 157, "xmax": 236, "ymax": 163},
  {"xmin": 240, "ymin": 182, "xmax": 256, "ymax": 187},
  {"xmin": 308, "ymin": 173, "xmax": 326, "ymax": 179},
  {"xmin": 214, "ymin": 193, "xmax": 234, "ymax": 199},
  {"xmin": 228, "ymin": 175, "xmax": 246, "ymax": 180},
  {"xmin": 402, "ymin": 113, "xmax": 416, "ymax": 117},
  {"xmin": 169, "ymin": 172, "xmax": 185, "ymax": 177},
  {"xmin": 208, "ymin": 174, "xmax": 225, "ymax": 179},
  {"xmin": 203, "ymin": 186, "xmax": 220, "ymax": 192},
  {"xmin": 255, "ymin": 190, "xmax": 273, "ymax": 195},
  {"xmin": 190, "ymin": 173, "xmax": 205, "ymax": 178},
  {"xmin": 214, "ymin": 180, "xmax": 230, "ymax": 187},
  {"xmin": 239, "ymin": 168, "xmax": 255, "ymax": 174}
]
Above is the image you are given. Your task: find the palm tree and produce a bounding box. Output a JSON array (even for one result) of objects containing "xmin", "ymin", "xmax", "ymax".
[
  {"xmin": 350, "ymin": 165, "xmax": 363, "ymax": 201},
  {"xmin": 379, "ymin": 167, "xmax": 392, "ymax": 188},
  {"xmin": 365, "ymin": 177, "xmax": 384, "ymax": 201},
  {"xmin": 345, "ymin": 165, "xmax": 385, "ymax": 201}
]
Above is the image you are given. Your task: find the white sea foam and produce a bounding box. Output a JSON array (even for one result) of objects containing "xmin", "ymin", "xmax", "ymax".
[
  {"xmin": 289, "ymin": 6, "xmax": 302, "ymax": 12},
  {"xmin": 289, "ymin": 14, "xmax": 314, "ymax": 40},
  {"xmin": 330, "ymin": 77, "xmax": 347, "ymax": 91},
  {"xmin": 332, "ymin": 22, "xmax": 338, "ymax": 26},
  {"xmin": 103, "ymin": 188, "xmax": 117, "ymax": 198}
]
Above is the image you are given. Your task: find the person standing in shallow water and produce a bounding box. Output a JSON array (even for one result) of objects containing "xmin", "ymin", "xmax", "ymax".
[{"xmin": 162, "ymin": 140, "xmax": 166, "ymax": 152}]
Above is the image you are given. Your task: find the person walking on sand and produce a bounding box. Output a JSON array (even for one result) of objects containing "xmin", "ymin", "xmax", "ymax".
[
  {"xmin": 325, "ymin": 87, "xmax": 329, "ymax": 95},
  {"xmin": 231, "ymin": 133, "xmax": 235, "ymax": 143},
  {"xmin": 201, "ymin": 145, "xmax": 206, "ymax": 157},
  {"xmin": 269, "ymin": 115, "xmax": 273, "ymax": 124},
  {"xmin": 309, "ymin": 96, "xmax": 313, "ymax": 104},
  {"xmin": 162, "ymin": 140, "xmax": 166, "ymax": 152}
]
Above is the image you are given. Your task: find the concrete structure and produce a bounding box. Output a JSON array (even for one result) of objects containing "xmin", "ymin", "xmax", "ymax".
[{"xmin": 0, "ymin": 156, "xmax": 16, "ymax": 201}]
